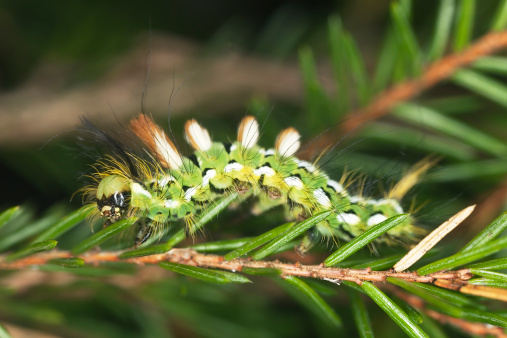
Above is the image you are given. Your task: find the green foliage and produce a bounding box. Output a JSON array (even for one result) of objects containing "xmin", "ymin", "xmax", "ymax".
[
  {"xmin": 3, "ymin": 1, "xmax": 507, "ymax": 337},
  {"xmin": 418, "ymin": 236, "xmax": 507, "ymax": 275},
  {"xmin": 5, "ymin": 239, "xmax": 57, "ymax": 262},
  {"xmin": 32, "ymin": 206, "xmax": 90, "ymax": 244},
  {"xmin": 458, "ymin": 210, "xmax": 507, "ymax": 253},
  {"xmin": 360, "ymin": 281, "xmax": 428, "ymax": 338},
  {"xmin": 389, "ymin": 278, "xmax": 507, "ymax": 327},
  {"xmin": 347, "ymin": 289, "xmax": 374, "ymax": 338},
  {"xmin": 159, "ymin": 262, "xmax": 250, "ymax": 284},
  {"xmin": 224, "ymin": 222, "xmax": 294, "ymax": 260},
  {"xmin": 72, "ymin": 218, "xmax": 138, "ymax": 255},
  {"xmin": 252, "ymin": 210, "xmax": 333, "ymax": 260},
  {"xmin": 0, "ymin": 207, "xmax": 19, "ymax": 231},
  {"xmin": 281, "ymin": 276, "xmax": 342, "ymax": 328},
  {"xmin": 324, "ymin": 214, "xmax": 409, "ymax": 266}
]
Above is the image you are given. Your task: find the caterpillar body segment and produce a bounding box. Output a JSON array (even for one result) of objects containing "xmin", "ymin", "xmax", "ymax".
[{"xmin": 86, "ymin": 114, "xmax": 423, "ymax": 251}]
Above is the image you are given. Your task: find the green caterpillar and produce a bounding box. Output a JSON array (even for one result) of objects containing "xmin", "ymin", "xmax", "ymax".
[{"xmin": 83, "ymin": 114, "xmax": 426, "ymax": 253}]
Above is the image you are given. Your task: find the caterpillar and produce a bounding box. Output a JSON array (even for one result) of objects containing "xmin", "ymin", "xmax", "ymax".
[{"xmin": 81, "ymin": 113, "xmax": 427, "ymax": 253}]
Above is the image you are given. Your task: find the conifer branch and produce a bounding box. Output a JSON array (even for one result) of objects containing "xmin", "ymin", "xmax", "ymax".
[
  {"xmin": 0, "ymin": 248, "xmax": 481, "ymax": 285},
  {"xmin": 342, "ymin": 30, "xmax": 507, "ymax": 132},
  {"xmin": 4, "ymin": 249, "xmax": 507, "ymax": 303}
]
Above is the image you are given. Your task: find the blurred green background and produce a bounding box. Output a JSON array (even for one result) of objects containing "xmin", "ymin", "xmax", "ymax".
[
  {"xmin": 2, "ymin": 0, "xmax": 504, "ymax": 212},
  {"xmin": 0, "ymin": 0, "xmax": 340, "ymax": 211},
  {"xmin": 1, "ymin": 1, "xmax": 507, "ymax": 337},
  {"xmin": 0, "ymin": 0, "xmax": 468, "ymax": 212}
]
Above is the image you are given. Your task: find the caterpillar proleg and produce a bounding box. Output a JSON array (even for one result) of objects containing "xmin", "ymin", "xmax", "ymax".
[{"xmin": 82, "ymin": 114, "xmax": 426, "ymax": 253}]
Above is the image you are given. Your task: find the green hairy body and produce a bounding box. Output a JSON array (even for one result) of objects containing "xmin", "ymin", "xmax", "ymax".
[{"xmin": 89, "ymin": 114, "xmax": 423, "ymax": 251}]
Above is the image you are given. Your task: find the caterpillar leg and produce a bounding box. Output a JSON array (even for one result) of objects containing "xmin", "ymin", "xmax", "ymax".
[
  {"xmin": 103, "ymin": 219, "xmax": 115, "ymax": 228},
  {"xmin": 135, "ymin": 220, "xmax": 154, "ymax": 247},
  {"xmin": 295, "ymin": 228, "xmax": 319, "ymax": 256}
]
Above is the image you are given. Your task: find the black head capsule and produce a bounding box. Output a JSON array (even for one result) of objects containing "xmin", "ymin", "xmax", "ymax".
[{"xmin": 96, "ymin": 175, "xmax": 131, "ymax": 225}]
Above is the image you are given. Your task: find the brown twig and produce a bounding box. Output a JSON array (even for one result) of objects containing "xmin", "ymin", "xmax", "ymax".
[
  {"xmin": 8, "ymin": 248, "xmax": 507, "ymax": 302},
  {"xmin": 3, "ymin": 248, "xmax": 507, "ymax": 336},
  {"xmin": 426, "ymin": 310, "xmax": 507, "ymax": 338},
  {"xmin": 393, "ymin": 289, "xmax": 507, "ymax": 338},
  {"xmin": 341, "ymin": 30, "xmax": 507, "ymax": 133},
  {"xmin": 0, "ymin": 248, "xmax": 473, "ymax": 285}
]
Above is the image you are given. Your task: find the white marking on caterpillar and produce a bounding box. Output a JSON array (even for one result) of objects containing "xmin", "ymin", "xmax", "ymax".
[
  {"xmin": 132, "ymin": 183, "xmax": 152, "ymax": 199},
  {"xmin": 238, "ymin": 116, "xmax": 259, "ymax": 149},
  {"xmin": 254, "ymin": 166, "xmax": 276, "ymax": 177},
  {"xmin": 184, "ymin": 119, "xmax": 213, "ymax": 151},
  {"xmin": 230, "ymin": 144, "xmax": 237, "ymax": 152},
  {"xmin": 275, "ymin": 127, "xmax": 300, "ymax": 157},
  {"xmin": 336, "ymin": 212, "xmax": 361, "ymax": 225},
  {"xmin": 224, "ymin": 162, "xmax": 244, "ymax": 173},
  {"xmin": 367, "ymin": 214, "xmax": 388, "ymax": 227},
  {"xmin": 164, "ymin": 199, "xmax": 180, "ymax": 209},
  {"xmin": 313, "ymin": 188, "xmax": 332, "ymax": 208},
  {"xmin": 349, "ymin": 196, "xmax": 361, "ymax": 204},
  {"xmin": 327, "ymin": 179, "xmax": 346, "ymax": 195},
  {"xmin": 297, "ymin": 160, "xmax": 316, "ymax": 172},
  {"xmin": 284, "ymin": 176, "xmax": 304, "ymax": 189},
  {"xmin": 184, "ymin": 186, "xmax": 199, "ymax": 201},
  {"xmin": 201, "ymin": 169, "xmax": 217, "ymax": 187},
  {"xmin": 264, "ymin": 149, "xmax": 276, "ymax": 156},
  {"xmin": 376, "ymin": 199, "xmax": 404, "ymax": 214}
]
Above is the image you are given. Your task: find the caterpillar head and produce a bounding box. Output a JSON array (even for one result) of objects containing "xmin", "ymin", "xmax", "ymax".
[{"xmin": 96, "ymin": 175, "xmax": 131, "ymax": 224}]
